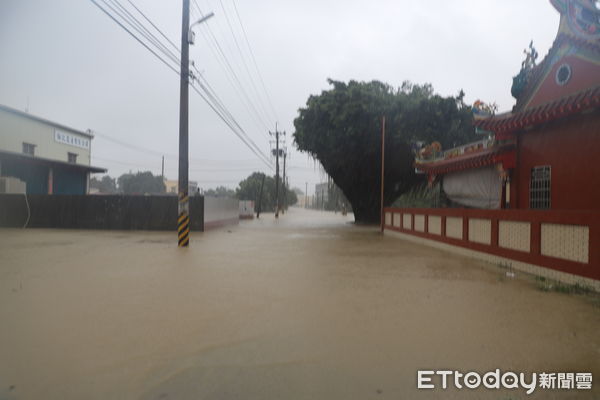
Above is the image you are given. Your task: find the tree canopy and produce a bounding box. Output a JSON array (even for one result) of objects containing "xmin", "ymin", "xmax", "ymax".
[
  {"xmin": 203, "ymin": 186, "xmax": 236, "ymax": 198},
  {"xmin": 90, "ymin": 175, "xmax": 117, "ymax": 194},
  {"xmin": 293, "ymin": 79, "xmax": 477, "ymax": 223},
  {"xmin": 236, "ymin": 172, "xmax": 297, "ymax": 212},
  {"xmin": 117, "ymin": 171, "xmax": 165, "ymax": 194}
]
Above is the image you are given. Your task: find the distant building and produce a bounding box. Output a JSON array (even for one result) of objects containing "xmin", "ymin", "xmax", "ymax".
[
  {"xmin": 314, "ymin": 182, "xmax": 328, "ymax": 209},
  {"xmin": 164, "ymin": 178, "xmax": 198, "ymax": 195},
  {"xmin": 0, "ymin": 104, "xmax": 106, "ymax": 194}
]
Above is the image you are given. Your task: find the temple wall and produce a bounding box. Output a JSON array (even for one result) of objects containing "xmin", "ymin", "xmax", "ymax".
[{"xmin": 515, "ymin": 112, "xmax": 600, "ymax": 210}]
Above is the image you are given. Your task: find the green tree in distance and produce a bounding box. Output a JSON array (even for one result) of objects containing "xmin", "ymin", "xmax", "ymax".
[
  {"xmin": 236, "ymin": 172, "xmax": 297, "ymax": 212},
  {"xmin": 117, "ymin": 171, "xmax": 165, "ymax": 194},
  {"xmin": 293, "ymin": 79, "xmax": 477, "ymax": 223},
  {"xmin": 90, "ymin": 175, "xmax": 117, "ymax": 193},
  {"xmin": 204, "ymin": 186, "xmax": 236, "ymax": 198}
]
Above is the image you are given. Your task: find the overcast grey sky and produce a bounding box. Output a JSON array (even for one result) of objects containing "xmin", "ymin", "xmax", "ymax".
[{"xmin": 0, "ymin": 0, "xmax": 559, "ymax": 194}]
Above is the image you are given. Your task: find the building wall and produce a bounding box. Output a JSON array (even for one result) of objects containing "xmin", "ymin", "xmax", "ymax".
[
  {"xmin": 1, "ymin": 158, "xmax": 48, "ymax": 194},
  {"xmin": 0, "ymin": 157, "xmax": 88, "ymax": 195},
  {"xmin": 0, "ymin": 107, "xmax": 91, "ymax": 165},
  {"xmin": 515, "ymin": 112, "xmax": 600, "ymax": 210},
  {"xmin": 526, "ymin": 55, "xmax": 600, "ymax": 109}
]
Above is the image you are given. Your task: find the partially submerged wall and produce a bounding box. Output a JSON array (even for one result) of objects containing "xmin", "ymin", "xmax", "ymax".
[
  {"xmin": 0, "ymin": 194, "xmax": 203, "ymax": 231},
  {"xmin": 384, "ymin": 207, "xmax": 600, "ymax": 290},
  {"xmin": 204, "ymin": 196, "xmax": 239, "ymax": 229}
]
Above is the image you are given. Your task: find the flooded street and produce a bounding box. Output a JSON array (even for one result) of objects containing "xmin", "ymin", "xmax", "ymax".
[{"xmin": 0, "ymin": 208, "xmax": 599, "ymax": 399}]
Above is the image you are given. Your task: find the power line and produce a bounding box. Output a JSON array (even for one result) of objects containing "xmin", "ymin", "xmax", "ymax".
[
  {"xmin": 104, "ymin": 0, "xmax": 180, "ymax": 65},
  {"xmin": 94, "ymin": 129, "xmax": 268, "ymax": 165},
  {"xmin": 124, "ymin": 0, "xmax": 180, "ymax": 53},
  {"xmin": 190, "ymin": 82, "xmax": 272, "ymax": 168},
  {"xmin": 190, "ymin": 62, "xmax": 270, "ymax": 162},
  {"xmin": 94, "ymin": 154, "xmax": 265, "ymax": 173},
  {"xmin": 88, "ymin": 0, "xmax": 273, "ymax": 169},
  {"xmin": 89, "ymin": 0, "xmax": 179, "ymax": 74},
  {"xmin": 191, "ymin": 0, "xmax": 272, "ymax": 132},
  {"xmin": 231, "ymin": 0, "xmax": 279, "ymax": 122},
  {"xmin": 219, "ymin": 0, "xmax": 273, "ymax": 126}
]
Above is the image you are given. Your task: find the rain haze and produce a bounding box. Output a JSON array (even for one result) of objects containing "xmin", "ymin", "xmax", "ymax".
[
  {"xmin": 2, "ymin": 2, "xmax": 600, "ymax": 399},
  {"xmin": 0, "ymin": 0, "xmax": 558, "ymax": 194}
]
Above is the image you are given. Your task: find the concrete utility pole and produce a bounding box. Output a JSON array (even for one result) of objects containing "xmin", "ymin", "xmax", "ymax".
[
  {"xmin": 282, "ymin": 149, "xmax": 286, "ymax": 214},
  {"xmin": 161, "ymin": 155, "xmax": 164, "ymax": 181},
  {"xmin": 270, "ymin": 124, "xmax": 281, "ymax": 218},
  {"xmin": 256, "ymin": 173, "xmax": 266, "ymax": 219},
  {"xmin": 380, "ymin": 115, "xmax": 386, "ymax": 233},
  {"xmin": 177, "ymin": 0, "xmax": 191, "ymax": 247},
  {"xmin": 305, "ymin": 182, "xmax": 308, "ymax": 209},
  {"xmin": 177, "ymin": 2, "xmax": 213, "ymax": 247}
]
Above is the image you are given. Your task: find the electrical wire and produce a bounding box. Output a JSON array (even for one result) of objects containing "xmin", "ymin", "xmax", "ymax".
[
  {"xmin": 88, "ymin": 0, "xmax": 273, "ymax": 169},
  {"xmin": 191, "ymin": 0, "xmax": 272, "ymax": 132},
  {"xmin": 103, "ymin": 0, "xmax": 180, "ymax": 66},
  {"xmin": 219, "ymin": 0, "xmax": 273, "ymax": 126},
  {"xmin": 231, "ymin": 0, "xmax": 279, "ymax": 123},
  {"xmin": 190, "ymin": 82, "xmax": 272, "ymax": 168},
  {"xmin": 190, "ymin": 62, "xmax": 270, "ymax": 162},
  {"xmin": 125, "ymin": 0, "xmax": 180, "ymax": 53},
  {"xmin": 90, "ymin": 0, "xmax": 179, "ymax": 75}
]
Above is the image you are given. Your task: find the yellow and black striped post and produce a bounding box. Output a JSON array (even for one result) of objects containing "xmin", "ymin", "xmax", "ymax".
[{"xmin": 178, "ymin": 192, "xmax": 190, "ymax": 247}]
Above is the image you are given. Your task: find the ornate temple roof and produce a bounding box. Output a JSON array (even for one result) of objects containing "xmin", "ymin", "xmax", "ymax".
[
  {"xmin": 415, "ymin": 143, "xmax": 515, "ymax": 175},
  {"xmin": 475, "ymin": 85, "xmax": 600, "ymax": 140},
  {"xmin": 474, "ymin": 0, "xmax": 600, "ymax": 137}
]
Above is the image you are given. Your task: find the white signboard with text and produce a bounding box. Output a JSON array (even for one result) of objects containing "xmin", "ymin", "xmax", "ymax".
[{"xmin": 54, "ymin": 130, "xmax": 90, "ymax": 150}]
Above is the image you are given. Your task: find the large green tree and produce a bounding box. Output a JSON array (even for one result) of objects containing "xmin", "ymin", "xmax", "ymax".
[
  {"xmin": 236, "ymin": 172, "xmax": 297, "ymax": 212},
  {"xmin": 293, "ymin": 79, "xmax": 476, "ymax": 223}
]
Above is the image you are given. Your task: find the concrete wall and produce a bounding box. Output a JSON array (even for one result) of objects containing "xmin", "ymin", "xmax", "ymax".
[
  {"xmin": 384, "ymin": 207, "xmax": 600, "ymax": 289},
  {"xmin": 239, "ymin": 200, "xmax": 254, "ymax": 219},
  {"xmin": 0, "ymin": 194, "xmax": 203, "ymax": 230},
  {"xmin": 204, "ymin": 196, "xmax": 239, "ymax": 229},
  {"xmin": 0, "ymin": 106, "xmax": 92, "ymax": 166}
]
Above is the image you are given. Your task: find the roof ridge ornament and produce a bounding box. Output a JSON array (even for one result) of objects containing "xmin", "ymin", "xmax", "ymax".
[{"xmin": 511, "ymin": 41, "xmax": 539, "ymax": 100}]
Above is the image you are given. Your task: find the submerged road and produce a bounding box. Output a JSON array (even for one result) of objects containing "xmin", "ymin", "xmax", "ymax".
[{"xmin": 0, "ymin": 208, "xmax": 599, "ymax": 399}]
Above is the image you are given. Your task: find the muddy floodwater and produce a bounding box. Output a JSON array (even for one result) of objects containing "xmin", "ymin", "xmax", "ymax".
[{"xmin": 0, "ymin": 208, "xmax": 598, "ymax": 399}]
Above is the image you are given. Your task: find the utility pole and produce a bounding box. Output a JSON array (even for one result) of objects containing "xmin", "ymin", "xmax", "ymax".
[
  {"xmin": 161, "ymin": 155, "xmax": 164, "ymax": 181},
  {"xmin": 380, "ymin": 115, "xmax": 386, "ymax": 233},
  {"xmin": 256, "ymin": 173, "xmax": 266, "ymax": 219},
  {"xmin": 176, "ymin": 3, "xmax": 213, "ymax": 247},
  {"xmin": 282, "ymin": 149, "xmax": 287, "ymax": 214},
  {"xmin": 305, "ymin": 182, "xmax": 308, "ymax": 209},
  {"xmin": 270, "ymin": 124, "xmax": 281, "ymax": 218},
  {"xmin": 177, "ymin": 0, "xmax": 191, "ymax": 247}
]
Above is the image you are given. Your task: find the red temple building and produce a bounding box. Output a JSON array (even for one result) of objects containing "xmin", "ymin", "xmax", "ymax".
[
  {"xmin": 385, "ymin": 0, "xmax": 600, "ymax": 289},
  {"xmin": 415, "ymin": 0, "xmax": 600, "ymax": 211}
]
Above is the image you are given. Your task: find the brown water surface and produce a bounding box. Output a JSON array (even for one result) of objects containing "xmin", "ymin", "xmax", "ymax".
[{"xmin": 0, "ymin": 208, "xmax": 598, "ymax": 399}]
